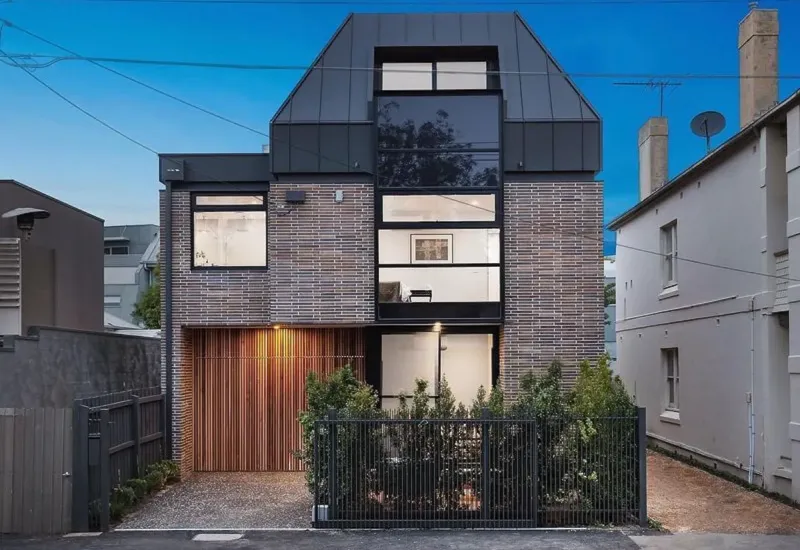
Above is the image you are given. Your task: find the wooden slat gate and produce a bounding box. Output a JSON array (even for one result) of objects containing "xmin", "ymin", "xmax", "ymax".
[
  {"xmin": 193, "ymin": 328, "xmax": 365, "ymax": 472},
  {"xmin": 0, "ymin": 408, "xmax": 73, "ymax": 535}
]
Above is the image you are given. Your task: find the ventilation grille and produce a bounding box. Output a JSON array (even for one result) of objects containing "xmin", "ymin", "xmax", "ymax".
[
  {"xmin": 775, "ymin": 251, "xmax": 789, "ymax": 312},
  {"xmin": 0, "ymin": 238, "xmax": 21, "ymax": 308}
]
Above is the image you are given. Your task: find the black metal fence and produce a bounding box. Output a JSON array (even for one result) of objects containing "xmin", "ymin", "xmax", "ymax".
[
  {"xmin": 72, "ymin": 388, "xmax": 165, "ymax": 532},
  {"xmin": 312, "ymin": 408, "xmax": 646, "ymax": 529}
]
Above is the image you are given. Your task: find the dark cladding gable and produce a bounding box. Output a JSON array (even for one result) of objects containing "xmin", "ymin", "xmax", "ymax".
[{"xmin": 269, "ymin": 12, "xmax": 602, "ymax": 175}]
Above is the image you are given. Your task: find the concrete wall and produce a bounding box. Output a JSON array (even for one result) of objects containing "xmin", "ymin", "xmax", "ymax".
[
  {"xmin": 0, "ymin": 180, "xmax": 104, "ymax": 333},
  {"xmin": 615, "ymin": 133, "xmax": 781, "ymax": 489},
  {"xmin": 0, "ymin": 326, "xmax": 160, "ymax": 408}
]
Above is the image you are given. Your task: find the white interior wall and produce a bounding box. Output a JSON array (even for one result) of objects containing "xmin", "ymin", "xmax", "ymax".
[
  {"xmin": 381, "ymin": 332, "xmax": 492, "ymax": 410},
  {"xmin": 193, "ymin": 212, "xmax": 266, "ymax": 266},
  {"xmin": 440, "ymin": 333, "xmax": 493, "ymax": 406},
  {"xmin": 379, "ymin": 228, "xmax": 500, "ymax": 302}
]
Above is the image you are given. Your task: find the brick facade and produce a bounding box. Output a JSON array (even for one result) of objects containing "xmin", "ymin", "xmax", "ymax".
[
  {"xmin": 501, "ymin": 181, "xmax": 605, "ymax": 395},
  {"xmin": 268, "ymin": 183, "xmax": 374, "ymax": 324},
  {"xmin": 160, "ymin": 185, "xmax": 374, "ymax": 470}
]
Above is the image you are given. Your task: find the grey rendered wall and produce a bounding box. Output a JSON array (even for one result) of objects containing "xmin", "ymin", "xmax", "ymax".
[
  {"xmin": 615, "ymin": 138, "xmax": 768, "ymax": 480},
  {"xmin": 0, "ymin": 181, "xmax": 104, "ymax": 333},
  {"xmin": 0, "ymin": 327, "xmax": 160, "ymax": 408}
]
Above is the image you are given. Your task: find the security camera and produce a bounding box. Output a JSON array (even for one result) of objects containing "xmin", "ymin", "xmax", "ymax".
[{"xmin": 2, "ymin": 207, "xmax": 51, "ymax": 240}]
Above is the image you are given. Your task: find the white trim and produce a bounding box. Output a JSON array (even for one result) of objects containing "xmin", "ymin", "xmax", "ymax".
[
  {"xmin": 648, "ymin": 432, "xmax": 764, "ymax": 476},
  {"xmin": 113, "ymin": 527, "xmax": 591, "ymax": 532},
  {"xmin": 659, "ymin": 410, "xmax": 681, "ymax": 425}
]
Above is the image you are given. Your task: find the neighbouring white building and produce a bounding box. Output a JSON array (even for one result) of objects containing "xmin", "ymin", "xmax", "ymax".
[{"xmin": 609, "ymin": 7, "xmax": 800, "ymax": 501}]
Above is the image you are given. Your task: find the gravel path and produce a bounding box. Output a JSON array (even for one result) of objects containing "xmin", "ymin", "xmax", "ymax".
[
  {"xmin": 118, "ymin": 472, "xmax": 312, "ymax": 530},
  {"xmin": 648, "ymin": 452, "xmax": 800, "ymax": 534}
]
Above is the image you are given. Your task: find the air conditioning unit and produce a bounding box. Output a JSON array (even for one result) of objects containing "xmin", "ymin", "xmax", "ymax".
[{"xmin": 0, "ymin": 238, "xmax": 22, "ymax": 336}]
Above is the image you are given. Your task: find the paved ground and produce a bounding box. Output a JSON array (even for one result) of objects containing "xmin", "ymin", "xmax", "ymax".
[
  {"xmin": 633, "ymin": 534, "xmax": 800, "ymax": 550},
  {"xmin": 118, "ymin": 472, "xmax": 311, "ymax": 530},
  {"xmin": 1, "ymin": 530, "xmax": 641, "ymax": 550},
  {"xmin": 647, "ymin": 452, "xmax": 800, "ymax": 534}
]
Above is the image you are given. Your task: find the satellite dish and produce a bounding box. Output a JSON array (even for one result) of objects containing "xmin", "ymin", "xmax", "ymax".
[{"xmin": 690, "ymin": 111, "xmax": 726, "ymax": 153}]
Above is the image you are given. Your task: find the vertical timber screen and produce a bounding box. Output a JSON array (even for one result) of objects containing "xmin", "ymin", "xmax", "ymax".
[{"xmin": 312, "ymin": 408, "xmax": 646, "ymax": 528}]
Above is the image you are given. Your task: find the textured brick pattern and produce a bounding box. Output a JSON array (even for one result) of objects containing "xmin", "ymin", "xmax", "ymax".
[
  {"xmin": 161, "ymin": 185, "xmax": 374, "ymax": 470},
  {"xmin": 501, "ymin": 181, "xmax": 605, "ymax": 395},
  {"xmin": 268, "ymin": 183, "xmax": 374, "ymax": 324}
]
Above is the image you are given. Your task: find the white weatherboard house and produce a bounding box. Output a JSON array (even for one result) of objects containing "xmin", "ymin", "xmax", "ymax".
[{"xmin": 609, "ymin": 7, "xmax": 800, "ymax": 501}]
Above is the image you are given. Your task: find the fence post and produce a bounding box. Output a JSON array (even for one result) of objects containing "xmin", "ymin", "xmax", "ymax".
[
  {"xmin": 481, "ymin": 407, "xmax": 491, "ymax": 522},
  {"xmin": 71, "ymin": 404, "xmax": 90, "ymax": 532},
  {"xmin": 132, "ymin": 395, "xmax": 141, "ymax": 478},
  {"xmin": 99, "ymin": 409, "xmax": 111, "ymax": 532},
  {"xmin": 531, "ymin": 419, "xmax": 538, "ymax": 527},
  {"xmin": 327, "ymin": 408, "xmax": 338, "ymax": 523},
  {"xmin": 637, "ymin": 407, "xmax": 647, "ymax": 527}
]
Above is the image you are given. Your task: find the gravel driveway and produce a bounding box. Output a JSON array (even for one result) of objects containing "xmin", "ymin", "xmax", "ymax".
[
  {"xmin": 118, "ymin": 472, "xmax": 312, "ymax": 530},
  {"xmin": 648, "ymin": 451, "xmax": 800, "ymax": 534}
]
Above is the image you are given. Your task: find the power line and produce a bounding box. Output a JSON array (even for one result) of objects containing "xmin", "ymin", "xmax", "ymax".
[
  {"xmin": 2, "ymin": 25, "xmax": 796, "ymax": 284},
  {"xmin": 30, "ymin": 0, "xmax": 800, "ymax": 6},
  {"xmin": 0, "ymin": 53, "xmax": 799, "ymax": 81}
]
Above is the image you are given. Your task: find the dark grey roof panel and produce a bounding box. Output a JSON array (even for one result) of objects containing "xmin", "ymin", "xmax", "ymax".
[
  {"xmin": 460, "ymin": 12, "xmax": 491, "ymax": 45},
  {"xmin": 378, "ymin": 13, "xmax": 405, "ymax": 45},
  {"xmin": 270, "ymin": 12, "xmax": 599, "ymax": 125},
  {"xmin": 407, "ymin": 13, "xmax": 435, "ymax": 43},
  {"xmin": 320, "ymin": 18, "xmax": 353, "ymax": 122},
  {"xmin": 515, "ymin": 16, "xmax": 551, "ymax": 120},
  {"xmin": 350, "ymin": 14, "xmax": 378, "ymax": 121},
  {"xmin": 433, "ymin": 13, "xmax": 461, "ymax": 43}
]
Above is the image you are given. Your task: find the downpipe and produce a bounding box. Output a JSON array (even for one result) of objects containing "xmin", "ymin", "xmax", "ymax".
[{"xmin": 748, "ymin": 296, "xmax": 756, "ymax": 485}]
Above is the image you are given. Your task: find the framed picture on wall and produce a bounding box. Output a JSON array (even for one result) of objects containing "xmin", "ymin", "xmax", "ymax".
[{"xmin": 410, "ymin": 234, "xmax": 453, "ymax": 264}]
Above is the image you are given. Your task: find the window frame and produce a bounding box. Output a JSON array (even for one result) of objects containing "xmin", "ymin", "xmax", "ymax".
[
  {"xmin": 660, "ymin": 221, "xmax": 678, "ymax": 288},
  {"xmin": 379, "ymin": 60, "xmax": 491, "ymax": 92},
  {"xmin": 663, "ymin": 348, "xmax": 680, "ymax": 412},
  {"xmin": 104, "ymin": 245, "xmax": 130, "ymax": 255},
  {"xmin": 190, "ymin": 192, "xmax": 268, "ymax": 270}
]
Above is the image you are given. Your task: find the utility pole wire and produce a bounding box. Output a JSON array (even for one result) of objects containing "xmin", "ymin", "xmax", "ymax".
[
  {"xmin": 2, "ymin": 26, "xmax": 797, "ymax": 284},
  {"xmin": 32, "ymin": 0, "xmax": 800, "ymax": 6}
]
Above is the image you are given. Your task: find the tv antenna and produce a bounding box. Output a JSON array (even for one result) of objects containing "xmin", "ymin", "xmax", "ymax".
[
  {"xmin": 613, "ymin": 80, "xmax": 682, "ymax": 116},
  {"xmin": 690, "ymin": 111, "xmax": 726, "ymax": 153}
]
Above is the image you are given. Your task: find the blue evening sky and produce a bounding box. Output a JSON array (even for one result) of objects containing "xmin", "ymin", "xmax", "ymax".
[{"xmin": 1, "ymin": 0, "xmax": 799, "ymax": 255}]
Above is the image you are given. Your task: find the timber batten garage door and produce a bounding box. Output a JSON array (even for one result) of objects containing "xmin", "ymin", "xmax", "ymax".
[{"xmin": 192, "ymin": 328, "xmax": 365, "ymax": 472}]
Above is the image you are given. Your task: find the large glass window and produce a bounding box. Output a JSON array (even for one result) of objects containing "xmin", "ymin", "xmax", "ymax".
[
  {"xmin": 192, "ymin": 194, "xmax": 266, "ymax": 268},
  {"xmin": 382, "ymin": 194, "xmax": 495, "ymax": 223},
  {"xmin": 377, "ymin": 95, "xmax": 500, "ymax": 150},
  {"xmin": 381, "ymin": 62, "xmax": 433, "ymax": 91},
  {"xmin": 379, "ymin": 266, "xmax": 500, "ymax": 303},
  {"xmin": 378, "ymin": 229, "xmax": 499, "ymax": 264},
  {"xmin": 378, "ymin": 152, "xmax": 499, "ymax": 188},
  {"xmin": 380, "ymin": 61, "xmax": 487, "ymax": 91}
]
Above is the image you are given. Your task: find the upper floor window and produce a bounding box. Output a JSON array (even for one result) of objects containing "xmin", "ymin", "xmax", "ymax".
[
  {"xmin": 381, "ymin": 61, "xmax": 488, "ymax": 91},
  {"xmin": 104, "ymin": 245, "xmax": 129, "ymax": 255},
  {"xmin": 192, "ymin": 194, "xmax": 266, "ymax": 268},
  {"xmin": 660, "ymin": 221, "xmax": 677, "ymax": 288}
]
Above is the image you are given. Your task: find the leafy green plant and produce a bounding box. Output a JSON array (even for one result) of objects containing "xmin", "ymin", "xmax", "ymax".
[
  {"xmin": 110, "ymin": 485, "xmax": 138, "ymax": 521},
  {"xmin": 125, "ymin": 478, "xmax": 148, "ymax": 499},
  {"xmin": 144, "ymin": 469, "xmax": 165, "ymax": 492}
]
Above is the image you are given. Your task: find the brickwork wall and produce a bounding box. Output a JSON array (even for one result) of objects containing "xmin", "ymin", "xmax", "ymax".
[
  {"xmin": 268, "ymin": 183, "xmax": 374, "ymax": 324},
  {"xmin": 501, "ymin": 181, "xmax": 605, "ymax": 395},
  {"xmin": 160, "ymin": 185, "xmax": 374, "ymax": 471}
]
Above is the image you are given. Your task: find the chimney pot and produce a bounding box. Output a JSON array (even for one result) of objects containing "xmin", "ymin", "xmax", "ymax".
[
  {"xmin": 638, "ymin": 117, "xmax": 669, "ymax": 200},
  {"xmin": 738, "ymin": 8, "xmax": 778, "ymax": 128}
]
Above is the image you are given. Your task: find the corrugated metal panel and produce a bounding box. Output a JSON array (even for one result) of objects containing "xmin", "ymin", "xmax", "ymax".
[
  {"xmin": 192, "ymin": 328, "xmax": 366, "ymax": 472},
  {"xmin": 775, "ymin": 251, "xmax": 789, "ymax": 312}
]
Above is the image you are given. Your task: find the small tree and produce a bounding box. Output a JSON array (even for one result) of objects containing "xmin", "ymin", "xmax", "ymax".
[{"xmin": 131, "ymin": 266, "xmax": 160, "ymax": 329}]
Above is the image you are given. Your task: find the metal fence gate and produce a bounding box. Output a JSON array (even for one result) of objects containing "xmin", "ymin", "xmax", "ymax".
[
  {"xmin": 312, "ymin": 408, "xmax": 647, "ymax": 529},
  {"xmin": 72, "ymin": 388, "xmax": 165, "ymax": 532}
]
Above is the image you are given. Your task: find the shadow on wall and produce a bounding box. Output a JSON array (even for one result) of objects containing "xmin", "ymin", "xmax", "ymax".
[{"xmin": 0, "ymin": 326, "xmax": 160, "ymax": 408}]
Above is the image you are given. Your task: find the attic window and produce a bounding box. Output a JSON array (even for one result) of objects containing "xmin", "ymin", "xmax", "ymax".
[{"xmin": 381, "ymin": 61, "xmax": 488, "ymax": 91}]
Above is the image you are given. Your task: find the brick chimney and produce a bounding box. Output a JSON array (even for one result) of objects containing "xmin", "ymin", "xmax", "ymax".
[
  {"xmin": 639, "ymin": 117, "xmax": 669, "ymax": 200},
  {"xmin": 738, "ymin": 7, "xmax": 778, "ymax": 128}
]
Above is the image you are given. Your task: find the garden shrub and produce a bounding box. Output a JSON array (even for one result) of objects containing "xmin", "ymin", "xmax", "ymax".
[
  {"xmin": 300, "ymin": 355, "xmax": 638, "ymax": 525},
  {"xmin": 125, "ymin": 477, "xmax": 148, "ymax": 500}
]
